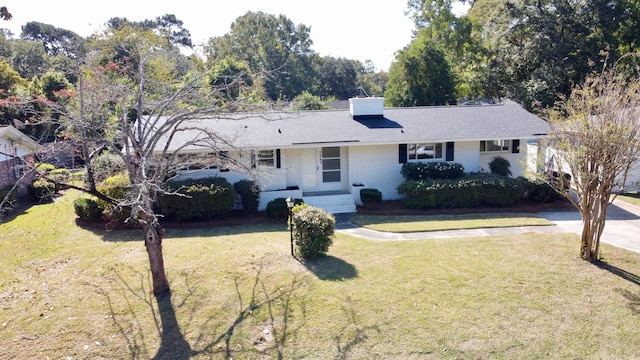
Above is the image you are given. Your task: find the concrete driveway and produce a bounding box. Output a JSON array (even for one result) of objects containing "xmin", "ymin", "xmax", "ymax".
[{"xmin": 537, "ymin": 198, "xmax": 640, "ymax": 254}]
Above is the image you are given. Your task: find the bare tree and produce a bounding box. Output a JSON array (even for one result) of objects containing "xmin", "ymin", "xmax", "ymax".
[
  {"xmin": 26, "ymin": 27, "xmax": 267, "ymax": 296},
  {"xmin": 544, "ymin": 64, "xmax": 640, "ymax": 262}
]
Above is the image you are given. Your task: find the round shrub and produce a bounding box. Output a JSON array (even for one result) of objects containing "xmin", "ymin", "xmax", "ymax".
[
  {"xmin": 28, "ymin": 178, "xmax": 56, "ymax": 202},
  {"xmin": 360, "ymin": 188, "xmax": 382, "ymax": 207},
  {"xmin": 233, "ymin": 179, "xmax": 261, "ymax": 212},
  {"xmin": 489, "ymin": 156, "xmax": 512, "ymax": 177},
  {"xmin": 96, "ymin": 173, "xmax": 131, "ymax": 220},
  {"xmin": 92, "ymin": 152, "xmax": 127, "ymax": 182},
  {"xmin": 401, "ymin": 161, "xmax": 465, "ymax": 181},
  {"xmin": 292, "ymin": 206, "xmax": 335, "ymax": 259},
  {"xmin": 265, "ymin": 197, "xmax": 304, "ymax": 219},
  {"xmin": 73, "ymin": 197, "xmax": 103, "ymax": 221}
]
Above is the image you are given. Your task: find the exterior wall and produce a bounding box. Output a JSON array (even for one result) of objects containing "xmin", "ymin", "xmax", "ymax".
[
  {"xmin": 347, "ymin": 144, "xmax": 405, "ymax": 201},
  {"xmin": 451, "ymin": 141, "xmax": 480, "ymax": 173},
  {"xmin": 478, "ymin": 138, "xmax": 529, "ymax": 177}
]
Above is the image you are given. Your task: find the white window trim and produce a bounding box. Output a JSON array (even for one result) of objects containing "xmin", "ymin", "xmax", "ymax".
[
  {"xmin": 408, "ymin": 143, "xmax": 444, "ymax": 161},
  {"xmin": 480, "ymin": 140, "xmax": 510, "ymax": 153}
]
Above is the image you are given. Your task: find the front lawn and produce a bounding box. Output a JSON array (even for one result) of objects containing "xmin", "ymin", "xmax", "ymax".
[
  {"xmin": 0, "ymin": 190, "xmax": 639, "ymax": 359},
  {"xmin": 352, "ymin": 212, "xmax": 553, "ymax": 232}
]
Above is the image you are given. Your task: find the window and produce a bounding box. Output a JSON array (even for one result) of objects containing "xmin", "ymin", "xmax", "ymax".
[
  {"xmin": 408, "ymin": 143, "xmax": 443, "ymax": 160},
  {"xmin": 322, "ymin": 146, "xmax": 341, "ymax": 182},
  {"xmin": 254, "ymin": 150, "xmax": 276, "ymax": 167},
  {"xmin": 480, "ymin": 140, "xmax": 510, "ymax": 152}
]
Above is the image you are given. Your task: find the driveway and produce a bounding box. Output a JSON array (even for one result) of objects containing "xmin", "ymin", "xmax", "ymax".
[{"xmin": 538, "ymin": 198, "xmax": 640, "ymax": 254}]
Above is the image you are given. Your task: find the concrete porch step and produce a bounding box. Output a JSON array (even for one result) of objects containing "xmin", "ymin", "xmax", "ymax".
[{"xmin": 302, "ymin": 193, "xmax": 356, "ymax": 214}]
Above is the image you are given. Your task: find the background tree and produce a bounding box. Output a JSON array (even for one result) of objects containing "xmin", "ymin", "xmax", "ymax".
[
  {"xmin": 384, "ymin": 31, "xmax": 456, "ymax": 106},
  {"xmin": 204, "ymin": 11, "xmax": 314, "ymax": 101},
  {"xmin": 544, "ymin": 64, "xmax": 640, "ymax": 262},
  {"xmin": 21, "ymin": 21, "xmax": 85, "ymax": 58},
  {"xmin": 291, "ymin": 91, "xmax": 331, "ymax": 111}
]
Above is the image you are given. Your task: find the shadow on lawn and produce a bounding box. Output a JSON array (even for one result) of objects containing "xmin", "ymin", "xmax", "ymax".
[
  {"xmin": 77, "ymin": 221, "xmax": 284, "ymax": 242},
  {"xmin": 596, "ymin": 260, "xmax": 640, "ymax": 286},
  {"xmin": 92, "ymin": 257, "xmax": 327, "ymax": 359},
  {"xmin": 302, "ymin": 255, "xmax": 358, "ymax": 281}
]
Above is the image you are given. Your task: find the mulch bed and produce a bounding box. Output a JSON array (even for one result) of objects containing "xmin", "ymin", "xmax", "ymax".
[{"xmin": 76, "ymin": 198, "xmax": 576, "ymax": 231}]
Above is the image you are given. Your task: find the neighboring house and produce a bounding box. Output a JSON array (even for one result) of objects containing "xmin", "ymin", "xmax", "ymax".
[
  {"xmin": 164, "ymin": 97, "xmax": 550, "ymax": 213},
  {"xmin": 0, "ymin": 125, "xmax": 41, "ymax": 194}
]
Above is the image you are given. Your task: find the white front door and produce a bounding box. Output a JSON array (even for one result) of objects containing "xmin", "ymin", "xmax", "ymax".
[
  {"xmin": 301, "ymin": 148, "xmax": 319, "ymax": 189},
  {"xmin": 300, "ymin": 147, "xmax": 342, "ymax": 191}
]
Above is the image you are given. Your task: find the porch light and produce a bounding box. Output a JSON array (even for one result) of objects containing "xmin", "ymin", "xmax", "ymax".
[{"xmin": 285, "ymin": 197, "xmax": 295, "ymax": 257}]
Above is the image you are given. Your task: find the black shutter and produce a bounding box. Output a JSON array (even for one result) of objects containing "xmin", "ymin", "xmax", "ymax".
[
  {"xmin": 250, "ymin": 150, "xmax": 256, "ymax": 169},
  {"xmin": 399, "ymin": 144, "xmax": 407, "ymax": 163},
  {"xmin": 446, "ymin": 142, "xmax": 454, "ymax": 161},
  {"xmin": 512, "ymin": 139, "xmax": 520, "ymax": 153},
  {"xmin": 276, "ymin": 149, "xmax": 281, "ymax": 168}
]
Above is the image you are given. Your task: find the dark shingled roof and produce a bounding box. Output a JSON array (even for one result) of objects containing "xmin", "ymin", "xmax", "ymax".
[{"xmin": 161, "ymin": 100, "xmax": 549, "ymax": 152}]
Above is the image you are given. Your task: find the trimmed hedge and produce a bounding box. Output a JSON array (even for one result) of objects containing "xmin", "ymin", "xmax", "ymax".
[
  {"xmin": 292, "ymin": 205, "xmax": 335, "ymax": 259},
  {"xmin": 159, "ymin": 177, "xmax": 236, "ymax": 221},
  {"xmin": 401, "ymin": 161, "xmax": 465, "ymax": 181},
  {"xmin": 265, "ymin": 197, "xmax": 304, "ymax": 219},
  {"xmin": 233, "ymin": 179, "xmax": 261, "ymax": 212},
  {"xmin": 519, "ymin": 177, "xmax": 562, "ymax": 203},
  {"xmin": 397, "ymin": 173, "xmax": 524, "ymax": 209}
]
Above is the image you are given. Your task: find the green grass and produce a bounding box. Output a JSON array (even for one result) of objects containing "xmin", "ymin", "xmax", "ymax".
[
  {"xmin": 1, "ymin": 190, "xmax": 639, "ymax": 359},
  {"xmin": 352, "ymin": 212, "xmax": 553, "ymax": 232},
  {"xmin": 618, "ymin": 191, "xmax": 640, "ymax": 206}
]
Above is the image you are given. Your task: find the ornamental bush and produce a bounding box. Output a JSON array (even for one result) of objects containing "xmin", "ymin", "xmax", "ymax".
[
  {"xmin": 28, "ymin": 178, "xmax": 56, "ymax": 202},
  {"xmin": 292, "ymin": 205, "xmax": 335, "ymax": 259},
  {"xmin": 265, "ymin": 197, "xmax": 304, "ymax": 219},
  {"xmin": 518, "ymin": 177, "xmax": 561, "ymax": 203},
  {"xmin": 73, "ymin": 197, "xmax": 103, "ymax": 222},
  {"xmin": 360, "ymin": 188, "xmax": 382, "ymax": 207},
  {"xmin": 489, "ymin": 156, "xmax": 512, "ymax": 177},
  {"xmin": 0, "ymin": 184, "xmax": 17, "ymax": 212},
  {"xmin": 96, "ymin": 173, "xmax": 131, "ymax": 220},
  {"xmin": 159, "ymin": 177, "xmax": 236, "ymax": 221},
  {"xmin": 401, "ymin": 161, "xmax": 465, "ymax": 181},
  {"xmin": 233, "ymin": 179, "xmax": 261, "ymax": 212}
]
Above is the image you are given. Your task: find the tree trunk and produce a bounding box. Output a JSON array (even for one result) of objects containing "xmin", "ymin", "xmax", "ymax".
[{"xmin": 143, "ymin": 221, "xmax": 171, "ymax": 296}]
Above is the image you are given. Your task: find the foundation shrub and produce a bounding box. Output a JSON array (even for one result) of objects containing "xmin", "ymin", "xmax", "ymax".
[
  {"xmin": 265, "ymin": 197, "xmax": 304, "ymax": 219},
  {"xmin": 159, "ymin": 177, "xmax": 236, "ymax": 221},
  {"xmin": 397, "ymin": 173, "xmax": 523, "ymax": 209},
  {"xmin": 401, "ymin": 161, "xmax": 465, "ymax": 181},
  {"xmin": 360, "ymin": 188, "xmax": 382, "ymax": 207},
  {"xmin": 233, "ymin": 179, "xmax": 261, "ymax": 212}
]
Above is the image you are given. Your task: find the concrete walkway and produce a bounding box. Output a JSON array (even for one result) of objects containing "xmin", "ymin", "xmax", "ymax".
[{"xmin": 336, "ymin": 198, "xmax": 640, "ymax": 254}]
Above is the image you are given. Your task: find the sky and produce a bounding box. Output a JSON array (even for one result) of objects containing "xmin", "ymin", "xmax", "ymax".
[{"xmin": 2, "ymin": 1, "xmax": 469, "ymax": 72}]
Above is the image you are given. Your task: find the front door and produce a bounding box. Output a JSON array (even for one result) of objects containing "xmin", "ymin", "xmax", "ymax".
[
  {"xmin": 301, "ymin": 148, "xmax": 319, "ymax": 189},
  {"xmin": 300, "ymin": 147, "xmax": 342, "ymax": 191}
]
